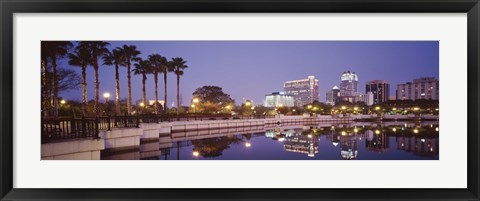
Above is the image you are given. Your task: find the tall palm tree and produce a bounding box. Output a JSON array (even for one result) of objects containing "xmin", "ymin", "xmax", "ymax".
[
  {"xmin": 171, "ymin": 57, "xmax": 188, "ymax": 116},
  {"xmin": 68, "ymin": 46, "xmax": 91, "ymax": 116},
  {"xmin": 148, "ymin": 54, "xmax": 167, "ymax": 114},
  {"xmin": 43, "ymin": 41, "xmax": 73, "ymax": 119},
  {"xmin": 119, "ymin": 45, "xmax": 141, "ymax": 114},
  {"xmin": 103, "ymin": 48, "xmax": 126, "ymax": 115},
  {"xmin": 133, "ymin": 59, "xmax": 152, "ymax": 113},
  {"xmin": 161, "ymin": 59, "xmax": 174, "ymax": 113},
  {"xmin": 78, "ymin": 41, "xmax": 110, "ymax": 117},
  {"xmin": 41, "ymin": 42, "xmax": 49, "ymax": 119}
]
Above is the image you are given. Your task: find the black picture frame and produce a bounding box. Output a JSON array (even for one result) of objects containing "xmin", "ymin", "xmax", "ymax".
[{"xmin": 1, "ymin": 0, "xmax": 479, "ymax": 200}]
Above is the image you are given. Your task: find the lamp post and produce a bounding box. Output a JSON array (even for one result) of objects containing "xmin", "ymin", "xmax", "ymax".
[
  {"xmin": 103, "ymin": 92, "xmax": 110, "ymax": 116},
  {"xmin": 192, "ymin": 97, "xmax": 199, "ymax": 113}
]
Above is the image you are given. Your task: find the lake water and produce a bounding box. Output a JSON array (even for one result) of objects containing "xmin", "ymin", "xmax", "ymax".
[{"xmin": 101, "ymin": 121, "xmax": 439, "ymax": 160}]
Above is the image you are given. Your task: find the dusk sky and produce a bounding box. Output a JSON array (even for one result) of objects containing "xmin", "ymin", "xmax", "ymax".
[{"xmin": 58, "ymin": 41, "xmax": 439, "ymax": 107}]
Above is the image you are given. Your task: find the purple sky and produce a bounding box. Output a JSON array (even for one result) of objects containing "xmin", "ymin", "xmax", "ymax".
[{"xmin": 58, "ymin": 41, "xmax": 439, "ymax": 107}]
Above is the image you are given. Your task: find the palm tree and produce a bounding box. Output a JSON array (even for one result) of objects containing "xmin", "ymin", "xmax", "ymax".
[
  {"xmin": 133, "ymin": 59, "xmax": 152, "ymax": 113},
  {"xmin": 103, "ymin": 48, "xmax": 126, "ymax": 115},
  {"xmin": 119, "ymin": 45, "xmax": 141, "ymax": 114},
  {"xmin": 68, "ymin": 46, "xmax": 91, "ymax": 116},
  {"xmin": 171, "ymin": 57, "xmax": 188, "ymax": 116},
  {"xmin": 43, "ymin": 41, "xmax": 73, "ymax": 119},
  {"xmin": 41, "ymin": 42, "xmax": 49, "ymax": 119},
  {"xmin": 78, "ymin": 41, "xmax": 110, "ymax": 117},
  {"xmin": 161, "ymin": 59, "xmax": 174, "ymax": 113},
  {"xmin": 148, "ymin": 54, "xmax": 167, "ymax": 114}
]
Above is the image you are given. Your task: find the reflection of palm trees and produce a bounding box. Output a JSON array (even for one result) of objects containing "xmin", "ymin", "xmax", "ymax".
[{"xmin": 191, "ymin": 136, "xmax": 242, "ymax": 158}]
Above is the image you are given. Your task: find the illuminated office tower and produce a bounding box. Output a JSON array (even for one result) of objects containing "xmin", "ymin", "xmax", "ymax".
[{"xmin": 284, "ymin": 76, "xmax": 319, "ymax": 107}]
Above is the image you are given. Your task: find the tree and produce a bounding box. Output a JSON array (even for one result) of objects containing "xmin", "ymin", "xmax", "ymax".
[
  {"xmin": 192, "ymin": 86, "xmax": 235, "ymax": 113},
  {"xmin": 41, "ymin": 42, "xmax": 50, "ymax": 118},
  {"xmin": 119, "ymin": 45, "xmax": 141, "ymax": 114},
  {"xmin": 103, "ymin": 48, "xmax": 126, "ymax": 115},
  {"xmin": 171, "ymin": 57, "xmax": 188, "ymax": 115},
  {"xmin": 78, "ymin": 41, "xmax": 110, "ymax": 117},
  {"xmin": 162, "ymin": 59, "xmax": 174, "ymax": 112},
  {"xmin": 133, "ymin": 58, "xmax": 152, "ymax": 113},
  {"xmin": 148, "ymin": 54, "xmax": 168, "ymax": 114},
  {"xmin": 68, "ymin": 46, "xmax": 91, "ymax": 116},
  {"xmin": 42, "ymin": 41, "xmax": 73, "ymax": 119}
]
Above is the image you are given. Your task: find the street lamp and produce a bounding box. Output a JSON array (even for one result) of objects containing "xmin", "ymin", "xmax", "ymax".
[
  {"xmin": 60, "ymin": 99, "xmax": 66, "ymax": 105},
  {"xmin": 103, "ymin": 92, "xmax": 110, "ymax": 116}
]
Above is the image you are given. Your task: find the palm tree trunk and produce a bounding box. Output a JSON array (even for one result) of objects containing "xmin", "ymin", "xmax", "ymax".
[
  {"xmin": 142, "ymin": 73, "xmax": 146, "ymax": 114},
  {"xmin": 52, "ymin": 55, "xmax": 59, "ymax": 119},
  {"xmin": 163, "ymin": 72, "xmax": 168, "ymax": 113},
  {"xmin": 42, "ymin": 59, "xmax": 48, "ymax": 119},
  {"xmin": 176, "ymin": 73, "xmax": 180, "ymax": 116},
  {"xmin": 82, "ymin": 65, "xmax": 87, "ymax": 116},
  {"xmin": 127, "ymin": 60, "xmax": 132, "ymax": 114},
  {"xmin": 93, "ymin": 56, "xmax": 100, "ymax": 117},
  {"xmin": 115, "ymin": 64, "xmax": 121, "ymax": 115},
  {"xmin": 154, "ymin": 69, "xmax": 159, "ymax": 114}
]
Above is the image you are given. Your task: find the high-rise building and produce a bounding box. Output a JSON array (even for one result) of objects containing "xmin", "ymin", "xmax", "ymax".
[
  {"xmin": 339, "ymin": 71, "xmax": 359, "ymax": 96},
  {"xmin": 396, "ymin": 77, "xmax": 439, "ymax": 100},
  {"xmin": 284, "ymin": 76, "xmax": 319, "ymax": 107},
  {"xmin": 325, "ymin": 86, "xmax": 340, "ymax": 105},
  {"xmin": 264, "ymin": 92, "xmax": 295, "ymax": 107},
  {"xmin": 366, "ymin": 80, "xmax": 390, "ymax": 104}
]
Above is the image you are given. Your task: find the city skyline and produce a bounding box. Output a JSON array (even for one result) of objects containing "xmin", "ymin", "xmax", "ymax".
[{"xmin": 57, "ymin": 41, "xmax": 439, "ymax": 106}]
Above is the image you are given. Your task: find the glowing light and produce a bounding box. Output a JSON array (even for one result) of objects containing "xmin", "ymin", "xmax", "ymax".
[
  {"xmin": 60, "ymin": 100, "xmax": 66, "ymax": 104},
  {"xmin": 226, "ymin": 105, "xmax": 231, "ymax": 109},
  {"xmin": 192, "ymin": 98, "xmax": 199, "ymax": 103},
  {"xmin": 307, "ymin": 105, "xmax": 312, "ymax": 109},
  {"xmin": 435, "ymin": 108, "xmax": 439, "ymax": 111},
  {"xmin": 375, "ymin": 106, "xmax": 380, "ymax": 110},
  {"xmin": 413, "ymin": 107, "xmax": 420, "ymax": 111},
  {"xmin": 292, "ymin": 109, "xmax": 296, "ymax": 112},
  {"xmin": 341, "ymin": 106, "xmax": 346, "ymax": 110},
  {"xmin": 392, "ymin": 108, "xmax": 397, "ymax": 111},
  {"xmin": 436, "ymin": 127, "xmax": 439, "ymax": 132},
  {"xmin": 251, "ymin": 106, "xmax": 255, "ymax": 110},
  {"xmin": 245, "ymin": 101, "xmax": 251, "ymax": 106},
  {"xmin": 341, "ymin": 131, "xmax": 347, "ymax": 136},
  {"xmin": 140, "ymin": 102, "xmax": 145, "ymax": 107},
  {"xmin": 430, "ymin": 147, "xmax": 433, "ymax": 152},
  {"xmin": 245, "ymin": 142, "xmax": 251, "ymax": 147},
  {"xmin": 353, "ymin": 107, "xmax": 358, "ymax": 111},
  {"xmin": 193, "ymin": 151, "xmax": 199, "ymax": 157},
  {"xmin": 375, "ymin": 130, "xmax": 380, "ymax": 135},
  {"xmin": 413, "ymin": 129, "xmax": 419, "ymax": 134},
  {"xmin": 278, "ymin": 137, "xmax": 285, "ymax": 142},
  {"xmin": 392, "ymin": 128, "xmax": 397, "ymax": 132},
  {"xmin": 421, "ymin": 139, "xmax": 425, "ymax": 142},
  {"xmin": 354, "ymin": 128, "xmax": 358, "ymax": 133},
  {"xmin": 308, "ymin": 134, "xmax": 312, "ymax": 138},
  {"xmin": 191, "ymin": 104, "xmax": 195, "ymax": 108},
  {"xmin": 103, "ymin": 92, "xmax": 110, "ymax": 99}
]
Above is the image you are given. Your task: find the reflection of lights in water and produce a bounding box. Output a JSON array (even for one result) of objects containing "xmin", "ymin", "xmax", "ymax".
[
  {"xmin": 354, "ymin": 128, "xmax": 358, "ymax": 133},
  {"xmin": 404, "ymin": 123, "xmax": 407, "ymax": 127},
  {"xmin": 436, "ymin": 127, "xmax": 439, "ymax": 132},
  {"xmin": 402, "ymin": 143, "xmax": 404, "ymax": 147},
  {"xmin": 359, "ymin": 137, "xmax": 362, "ymax": 140},
  {"xmin": 413, "ymin": 129, "xmax": 419, "ymax": 134},
  {"xmin": 193, "ymin": 151, "xmax": 199, "ymax": 157},
  {"xmin": 375, "ymin": 130, "xmax": 380, "ymax": 135},
  {"xmin": 332, "ymin": 142, "xmax": 339, "ymax": 146},
  {"xmin": 421, "ymin": 138, "xmax": 425, "ymax": 142},
  {"xmin": 245, "ymin": 142, "xmax": 251, "ymax": 147},
  {"xmin": 331, "ymin": 126, "xmax": 335, "ymax": 129},
  {"xmin": 392, "ymin": 128, "xmax": 397, "ymax": 132},
  {"xmin": 401, "ymin": 127, "xmax": 404, "ymax": 131},
  {"xmin": 430, "ymin": 124, "xmax": 433, "ymax": 128},
  {"xmin": 430, "ymin": 147, "xmax": 433, "ymax": 152},
  {"xmin": 341, "ymin": 131, "xmax": 346, "ymax": 136},
  {"xmin": 307, "ymin": 134, "xmax": 312, "ymax": 138},
  {"xmin": 278, "ymin": 138, "xmax": 285, "ymax": 142}
]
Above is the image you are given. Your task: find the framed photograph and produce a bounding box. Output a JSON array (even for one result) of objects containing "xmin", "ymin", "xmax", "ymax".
[{"xmin": 1, "ymin": 0, "xmax": 479, "ymax": 200}]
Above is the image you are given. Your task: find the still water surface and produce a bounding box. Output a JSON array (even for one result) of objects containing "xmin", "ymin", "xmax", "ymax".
[{"xmin": 101, "ymin": 121, "xmax": 439, "ymax": 160}]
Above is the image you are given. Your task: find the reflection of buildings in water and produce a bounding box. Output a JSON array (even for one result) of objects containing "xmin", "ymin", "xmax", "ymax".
[
  {"xmin": 283, "ymin": 134, "xmax": 319, "ymax": 157},
  {"xmin": 396, "ymin": 136, "xmax": 439, "ymax": 157},
  {"xmin": 365, "ymin": 130, "xmax": 389, "ymax": 152},
  {"xmin": 339, "ymin": 136, "xmax": 358, "ymax": 160},
  {"xmin": 265, "ymin": 128, "xmax": 301, "ymax": 141}
]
